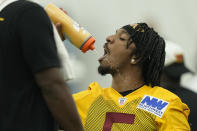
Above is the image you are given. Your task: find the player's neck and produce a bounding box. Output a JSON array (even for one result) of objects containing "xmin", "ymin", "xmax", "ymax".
[{"xmin": 112, "ymin": 66, "xmax": 144, "ymax": 92}]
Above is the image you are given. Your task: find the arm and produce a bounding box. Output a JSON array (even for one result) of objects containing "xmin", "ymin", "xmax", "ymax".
[
  {"xmin": 16, "ymin": 3, "xmax": 83, "ymax": 130},
  {"xmin": 35, "ymin": 68, "xmax": 83, "ymax": 131}
]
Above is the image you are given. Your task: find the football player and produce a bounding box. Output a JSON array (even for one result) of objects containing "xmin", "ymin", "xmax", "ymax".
[{"xmin": 73, "ymin": 23, "xmax": 190, "ymax": 131}]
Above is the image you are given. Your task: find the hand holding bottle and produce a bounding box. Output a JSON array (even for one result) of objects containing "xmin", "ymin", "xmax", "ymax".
[{"xmin": 45, "ymin": 4, "xmax": 96, "ymax": 53}]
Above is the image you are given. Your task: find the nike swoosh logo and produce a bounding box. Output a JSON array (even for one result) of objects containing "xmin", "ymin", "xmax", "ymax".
[{"xmin": 0, "ymin": 17, "xmax": 5, "ymax": 21}]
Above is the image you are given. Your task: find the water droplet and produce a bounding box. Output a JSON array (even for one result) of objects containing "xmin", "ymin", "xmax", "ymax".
[{"xmin": 92, "ymin": 49, "xmax": 99, "ymax": 56}]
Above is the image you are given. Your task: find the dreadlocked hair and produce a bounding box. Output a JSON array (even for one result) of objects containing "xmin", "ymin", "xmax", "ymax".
[{"xmin": 122, "ymin": 23, "xmax": 165, "ymax": 87}]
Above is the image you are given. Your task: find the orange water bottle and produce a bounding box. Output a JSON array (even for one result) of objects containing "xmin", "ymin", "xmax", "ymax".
[{"xmin": 45, "ymin": 4, "xmax": 95, "ymax": 53}]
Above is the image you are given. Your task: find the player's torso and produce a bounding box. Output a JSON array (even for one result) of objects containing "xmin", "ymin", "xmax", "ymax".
[
  {"xmin": 84, "ymin": 93, "xmax": 157, "ymax": 131},
  {"xmin": 74, "ymin": 82, "xmax": 190, "ymax": 131}
]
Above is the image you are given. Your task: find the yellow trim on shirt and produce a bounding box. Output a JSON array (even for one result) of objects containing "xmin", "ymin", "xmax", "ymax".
[{"xmin": 0, "ymin": 17, "xmax": 4, "ymax": 21}]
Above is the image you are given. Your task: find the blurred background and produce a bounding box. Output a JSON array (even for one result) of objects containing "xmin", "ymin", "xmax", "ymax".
[{"xmin": 32, "ymin": 0, "xmax": 197, "ymax": 93}]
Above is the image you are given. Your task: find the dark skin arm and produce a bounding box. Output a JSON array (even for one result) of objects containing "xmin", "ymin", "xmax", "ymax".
[
  {"xmin": 54, "ymin": 10, "xmax": 81, "ymax": 131},
  {"xmin": 35, "ymin": 68, "xmax": 83, "ymax": 131}
]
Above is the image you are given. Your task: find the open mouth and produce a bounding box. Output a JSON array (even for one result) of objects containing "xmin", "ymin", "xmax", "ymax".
[{"xmin": 98, "ymin": 47, "xmax": 109, "ymax": 62}]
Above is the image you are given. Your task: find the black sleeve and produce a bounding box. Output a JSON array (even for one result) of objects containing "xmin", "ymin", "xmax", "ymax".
[{"xmin": 17, "ymin": 3, "xmax": 60, "ymax": 73}]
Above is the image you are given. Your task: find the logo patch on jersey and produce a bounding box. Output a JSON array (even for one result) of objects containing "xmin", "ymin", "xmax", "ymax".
[
  {"xmin": 137, "ymin": 95, "xmax": 169, "ymax": 118},
  {"xmin": 0, "ymin": 17, "xmax": 4, "ymax": 21},
  {"xmin": 118, "ymin": 97, "xmax": 127, "ymax": 105}
]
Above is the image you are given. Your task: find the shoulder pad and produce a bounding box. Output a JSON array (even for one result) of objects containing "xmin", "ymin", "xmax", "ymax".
[{"xmin": 88, "ymin": 82, "xmax": 103, "ymax": 94}]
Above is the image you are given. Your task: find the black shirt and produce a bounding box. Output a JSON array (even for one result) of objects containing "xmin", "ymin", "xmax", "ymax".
[{"xmin": 0, "ymin": 1, "xmax": 60, "ymax": 130}]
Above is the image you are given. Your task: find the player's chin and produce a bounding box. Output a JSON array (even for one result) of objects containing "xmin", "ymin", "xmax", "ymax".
[{"xmin": 98, "ymin": 65, "xmax": 113, "ymax": 76}]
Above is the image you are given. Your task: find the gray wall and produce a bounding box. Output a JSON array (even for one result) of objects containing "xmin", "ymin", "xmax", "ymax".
[{"xmin": 34, "ymin": 0, "xmax": 197, "ymax": 92}]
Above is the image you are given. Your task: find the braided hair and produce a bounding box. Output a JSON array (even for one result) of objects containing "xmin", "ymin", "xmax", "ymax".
[{"xmin": 122, "ymin": 23, "xmax": 165, "ymax": 87}]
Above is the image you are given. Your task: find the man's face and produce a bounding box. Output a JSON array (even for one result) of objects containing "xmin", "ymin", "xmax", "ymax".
[{"xmin": 98, "ymin": 28, "xmax": 136, "ymax": 75}]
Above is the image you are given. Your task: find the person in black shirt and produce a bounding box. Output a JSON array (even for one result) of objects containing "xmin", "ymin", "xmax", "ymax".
[
  {"xmin": 0, "ymin": 0, "xmax": 83, "ymax": 131},
  {"xmin": 161, "ymin": 41, "xmax": 197, "ymax": 130}
]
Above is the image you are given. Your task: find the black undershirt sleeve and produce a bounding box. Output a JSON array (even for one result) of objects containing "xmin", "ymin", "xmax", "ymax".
[{"xmin": 17, "ymin": 4, "xmax": 60, "ymax": 73}]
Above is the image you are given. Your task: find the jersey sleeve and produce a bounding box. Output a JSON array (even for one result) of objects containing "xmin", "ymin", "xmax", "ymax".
[
  {"xmin": 156, "ymin": 97, "xmax": 190, "ymax": 131},
  {"xmin": 17, "ymin": 3, "xmax": 60, "ymax": 73}
]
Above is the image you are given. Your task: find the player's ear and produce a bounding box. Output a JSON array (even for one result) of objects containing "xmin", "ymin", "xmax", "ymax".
[
  {"xmin": 128, "ymin": 41, "xmax": 142, "ymax": 65},
  {"xmin": 129, "ymin": 47, "xmax": 141, "ymax": 65},
  {"xmin": 130, "ymin": 54, "xmax": 142, "ymax": 65},
  {"xmin": 130, "ymin": 55, "xmax": 137, "ymax": 64}
]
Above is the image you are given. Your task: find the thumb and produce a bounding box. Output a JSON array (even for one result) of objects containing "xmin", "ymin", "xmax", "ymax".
[{"xmin": 55, "ymin": 23, "xmax": 65, "ymax": 41}]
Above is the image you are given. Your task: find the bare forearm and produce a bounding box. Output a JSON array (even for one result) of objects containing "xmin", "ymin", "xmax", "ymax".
[
  {"xmin": 41, "ymin": 83, "xmax": 83, "ymax": 131},
  {"xmin": 35, "ymin": 68, "xmax": 83, "ymax": 131}
]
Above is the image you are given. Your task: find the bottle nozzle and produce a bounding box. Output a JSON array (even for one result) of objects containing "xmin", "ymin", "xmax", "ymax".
[
  {"xmin": 90, "ymin": 44, "xmax": 95, "ymax": 50},
  {"xmin": 81, "ymin": 37, "xmax": 96, "ymax": 53}
]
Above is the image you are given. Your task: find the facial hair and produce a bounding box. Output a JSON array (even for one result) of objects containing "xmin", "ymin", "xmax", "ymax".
[{"xmin": 98, "ymin": 65, "xmax": 116, "ymax": 76}]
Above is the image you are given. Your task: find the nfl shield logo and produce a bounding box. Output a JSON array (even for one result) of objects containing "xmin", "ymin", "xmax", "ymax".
[{"xmin": 118, "ymin": 97, "xmax": 127, "ymax": 105}]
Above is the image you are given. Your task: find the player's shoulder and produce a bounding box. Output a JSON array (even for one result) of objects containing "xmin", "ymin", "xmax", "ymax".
[
  {"xmin": 17, "ymin": 0, "xmax": 42, "ymax": 7},
  {"xmin": 73, "ymin": 82, "xmax": 103, "ymax": 101},
  {"xmin": 8, "ymin": 0, "xmax": 43, "ymax": 10},
  {"xmin": 4, "ymin": 0, "xmax": 45, "ymax": 17},
  {"xmin": 148, "ymin": 86, "xmax": 181, "ymax": 102},
  {"xmin": 138, "ymin": 85, "xmax": 189, "ymax": 119},
  {"xmin": 88, "ymin": 82, "xmax": 104, "ymax": 92}
]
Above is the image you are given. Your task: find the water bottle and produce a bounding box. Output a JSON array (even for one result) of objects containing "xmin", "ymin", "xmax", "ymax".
[{"xmin": 45, "ymin": 4, "xmax": 96, "ymax": 53}]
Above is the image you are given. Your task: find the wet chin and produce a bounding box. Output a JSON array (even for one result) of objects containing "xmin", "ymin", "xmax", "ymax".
[{"xmin": 98, "ymin": 65, "xmax": 113, "ymax": 75}]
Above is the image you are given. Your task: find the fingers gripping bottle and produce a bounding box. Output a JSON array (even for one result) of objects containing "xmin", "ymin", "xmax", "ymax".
[{"xmin": 45, "ymin": 4, "xmax": 95, "ymax": 53}]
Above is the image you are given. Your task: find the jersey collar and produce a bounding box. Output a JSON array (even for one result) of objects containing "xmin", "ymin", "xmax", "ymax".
[{"xmin": 106, "ymin": 85, "xmax": 152, "ymax": 107}]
